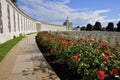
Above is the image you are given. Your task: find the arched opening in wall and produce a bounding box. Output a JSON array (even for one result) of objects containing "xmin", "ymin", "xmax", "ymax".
[
  {"xmin": 13, "ymin": 10, "xmax": 16, "ymax": 32},
  {"xmin": 36, "ymin": 23, "xmax": 41, "ymax": 32},
  {"xmin": 18, "ymin": 13, "xmax": 20, "ymax": 32},
  {"xmin": 24, "ymin": 17, "xmax": 25, "ymax": 31},
  {"xmin": 7, "ymin": 5, "xmax": 11, "ymax": 32},
  {"xmin": 0, "ymin": 2, "xmax": 3, "ymax": 33},
  {"xmin": 27, "ymin": 19, "xmax": 28, "ymax": 31},
  {"xmin": 21, "ymin": 15, "xmax": 23, "ymax": 31},
  {"xmin": 25, "ymin": 18, "xmax": 27, "ymax": 31}
]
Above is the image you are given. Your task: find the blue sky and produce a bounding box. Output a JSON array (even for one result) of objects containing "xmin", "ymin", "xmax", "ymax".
[{"xmin": 16, "ymin": 0, "xmax": 120, "ymax": 27}]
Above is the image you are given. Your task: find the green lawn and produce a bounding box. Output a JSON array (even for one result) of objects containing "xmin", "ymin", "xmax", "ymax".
[
  {"xmin": 0, "ymin": 36, "xmax": 25, "ymax": 62},
  {"xmin": 26, "ymin": 32, "xmax": 36, "ymax": 35}
]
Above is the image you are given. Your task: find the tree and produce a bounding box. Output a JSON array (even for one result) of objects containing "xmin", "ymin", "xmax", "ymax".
[
  {"xmin": 106, "ymin": 22, "xmax": 114, "ymax": 31},
  {"xmin": 76, "ymin": 26, "xmax": 80, "ymax": 28},
  {"xmin": 116, "ymin": 21, "xmax": 120, "ymax": 32},
  {"xmin": 101, "ymin": 27, "xmax": 106, "ymax": 31},
  {"xmin": 81, "ymin": 26, "xmax": 86, "ymax": 31},
  {"xmin": 93, "ymin": 21, "xmax": 102, "ymax": 30},
  {"xmin": 86, "ymin": 23, "xmax": 93, "ymax": 31},
  {"xmin": 11, "ymin": 0, "xmax": 17, "ymax": 4}
]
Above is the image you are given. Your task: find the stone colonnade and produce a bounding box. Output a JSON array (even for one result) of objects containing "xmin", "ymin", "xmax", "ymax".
[{"xmin": 0, "ymin": 0, "xmax": 66, "ymax": 43}]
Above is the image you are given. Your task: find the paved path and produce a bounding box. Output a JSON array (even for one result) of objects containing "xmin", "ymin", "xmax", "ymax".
[{"xmin": 0, "ymin": 34, "xmax": 60, "ymax": 80}]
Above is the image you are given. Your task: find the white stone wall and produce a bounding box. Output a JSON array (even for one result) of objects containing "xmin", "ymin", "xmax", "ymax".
[
  {"xmin": 40, "ymin": 22, "xmax": 66, "ymax": 31},
  {"xmin": 0, "ymin": 0, "xmax": 37, "ymax": 43},
  {"xmin": 0, "ymin": 0, "xmax": 66, "ymax": 44}
]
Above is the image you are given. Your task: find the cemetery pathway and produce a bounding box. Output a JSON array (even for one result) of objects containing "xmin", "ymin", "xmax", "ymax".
[{"xmin": 0, "ymin": 34, "xmax": 60, "ymax": 80}]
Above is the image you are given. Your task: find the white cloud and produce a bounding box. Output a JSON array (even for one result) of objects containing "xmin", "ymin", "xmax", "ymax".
[{"xmin": 17, "ymin": 0, "xmax": 120, "ymax": 27}]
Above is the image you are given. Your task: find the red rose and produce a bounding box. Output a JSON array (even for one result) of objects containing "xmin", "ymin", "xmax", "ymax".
[
  {"xmin": 80, "ymin": 38, "xmax": 84, "ymax": 42},
  {"xmin": 61, "ymin": 41, "xmax": 65, "ymax": 46},
  {"xmin": 98, "ymin": 39, "xmax": 102, "ymax": 43},
  {"xmin": 110, "ymin": 69, "xmax": 118, "ymax": 76},
  {"xmin": 108, "ymin": 52, "xmax": 112, "ymax": 56},
  {"xmin": 96, "ymin": 42, "xmax": 101, "ymax": 46},
  {"xmin": 102, "ymin": 44, "xmax": 108, "ymax": 50},
  {"xmin": 103, "ymin": 56, "xmax": 109, "ymax": 61},
  {"xmin": 97, "ymin": 71, "xmax": 106, "ymax": 80},
  {"xmin": 13, "ymin": 35, "xmax": 16, "ymax": 38},
  {"xmin": 66, "ymin": 41, "xmax": 73, "ymax": 46},
  {"xmin": 73, "ymin": 55, "xmax": 79, "ymax": 60},
  {"xmin": 89, "ymin": 39, "xmax": 95, "ymax": 43},
  {"xmin": 50, "ymin": 49, "xmax": 54, "ymax": 53}
]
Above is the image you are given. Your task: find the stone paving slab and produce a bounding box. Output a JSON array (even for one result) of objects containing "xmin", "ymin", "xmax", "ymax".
[
  {"xmin": 10, "ymin": 73, "xmax": 37, "ymax": 80},
  {"xmin": 12, "ymin": 55, "xmax": 33, "ymax": 74}
]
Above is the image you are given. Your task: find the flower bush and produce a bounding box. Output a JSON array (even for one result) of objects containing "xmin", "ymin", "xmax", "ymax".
[{"xmin": 36, "ymin": 31, "xmax": 120, "ymax": 80}]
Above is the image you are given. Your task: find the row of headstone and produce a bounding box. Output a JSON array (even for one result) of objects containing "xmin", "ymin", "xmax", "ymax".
[{"xmin": 64, "ymin": 31, "xmax": 120, "ymax": 47}]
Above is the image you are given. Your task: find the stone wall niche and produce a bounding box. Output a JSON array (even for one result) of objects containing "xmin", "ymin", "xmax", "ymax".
[
  {"xmin": 0, "ymin": 2, "xmax": 3, "ymax": 33},
  {"xmin": 36, "ymin": 23, "xmax": 41, "ymax": 32}
]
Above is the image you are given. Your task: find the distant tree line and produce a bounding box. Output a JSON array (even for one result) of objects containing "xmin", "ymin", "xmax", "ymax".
[{"xmin": 79, "ymin": 21, "xmax": 120, "ymax": 32}]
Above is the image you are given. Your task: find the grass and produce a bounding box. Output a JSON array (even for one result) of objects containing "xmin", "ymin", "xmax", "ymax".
[
  {"xmin": 0, "ymin": 36, "xmax": 25, "ymax": 62},
  {"xmin": 62, "ymin": 32, "xmax": 70, "ymax": 35},
  {"xmin": 26, "ymin": 32, "xmax": 36, "ymax": 35}
]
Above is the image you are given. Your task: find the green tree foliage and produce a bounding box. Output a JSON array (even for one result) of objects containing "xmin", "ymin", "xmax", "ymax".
[
  {"xmin": 106, "ymin": 22, "xmax": 114, "ymax": 31},
  {"xmin": 101, "ymin": 27, "xmax": 106, "ymax": 31},
  {"xmin": 81, "ymin": 26, "xmax": 86, "ymax": 31},
  {"xmin": 93, "ymin": 21, "xmax": 102, "ymax": 30},
  {"xmin": 76, "ymin": 26, "xmax": 80, "ymax": 28},
  {"xmin": 86, "ymin": 23, "xmax": 93, "ymax": 31},
  {"xmin": 116, "ymin": 21, "xmax": 120, "ymax": 32},
  {"xmin": 11, "ymin": 0, "xmax": 17, "ymax": 4}
]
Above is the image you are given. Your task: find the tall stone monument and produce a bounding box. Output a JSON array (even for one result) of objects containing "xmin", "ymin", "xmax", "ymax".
[{"xmin": 63, "ymin": 17, "xmax": 72, "ymax": 30}]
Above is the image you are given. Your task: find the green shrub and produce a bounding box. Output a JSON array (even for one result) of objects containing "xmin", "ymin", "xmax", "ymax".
[{"xmin": 36, "ymin": 32, "xmax": 120, "ymax": 80}]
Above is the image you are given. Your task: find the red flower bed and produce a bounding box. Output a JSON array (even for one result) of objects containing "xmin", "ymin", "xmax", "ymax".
[{"xmin": 36, "ymin": 31, "xmax": 120, "ymax": 80}]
